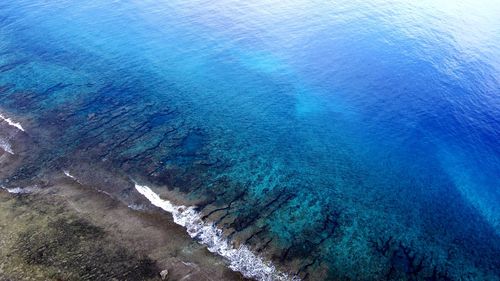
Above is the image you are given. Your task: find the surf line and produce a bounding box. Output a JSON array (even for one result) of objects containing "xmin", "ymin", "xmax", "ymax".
[
  {"xmin": 0, "ymin": 112, "xmax": 25, "ymax": 155},
  {"xmin": 0, "ymin": 185, "xmax": 39, "ymax": 194},
  {"xmin": 134, "ymin": 182, "xmax": 299, "ymax": 281},
  {"xmin": 0, "ymin": 113, "xmax": 25, "ymax": 132}
]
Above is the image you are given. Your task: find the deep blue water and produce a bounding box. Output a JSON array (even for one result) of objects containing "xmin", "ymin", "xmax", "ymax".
[{"xmin": 0, "ymin": 0, "xmax": 499, "ymax": 280}]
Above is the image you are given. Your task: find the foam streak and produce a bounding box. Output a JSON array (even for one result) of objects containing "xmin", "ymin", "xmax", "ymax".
[
  {"xmin": 1, "ymin": 185, "xmax": 38, "ymax": 194},
  {"xmin": 63, "ymin": 170, "xmax": 77, "ymax": 180},
  {"xmin": 0, "ymin": 114, "xmax": 25, "ymax": 132}
]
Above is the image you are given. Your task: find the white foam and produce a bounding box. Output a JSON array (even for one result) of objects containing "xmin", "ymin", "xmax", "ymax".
[
  {"xmin": 0, "ymin": 137, "xmax": 14, "ymax": 154},
  {"xmin": 0, "ymin": 113, "xmax": 25, "ymax": 132},
  {"xmin": 63, "ymin": 170, "xmax": 85, "ymax": 186},
  {"xmin": 1, "ymin": 185, "xmax": 38, "ymax": 194},
  {"xmin": 134, "ymin": 183, "xmax": 299, "ymax": 281},
  {"xmin": 63, "ymin": 170, "xmax": 77, "ymax": 180},
  {"xmin": 127, "ymin": 203, "xmax": 146, "ymax": 211}
]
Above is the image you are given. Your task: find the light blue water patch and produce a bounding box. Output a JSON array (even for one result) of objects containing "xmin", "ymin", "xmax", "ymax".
[{"xmin": 438, "ymin": 145, "xmax": 500, "ymax": 234}]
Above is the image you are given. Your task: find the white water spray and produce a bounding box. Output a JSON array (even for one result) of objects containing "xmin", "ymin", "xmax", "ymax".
[
  {"xmin": 134, "ymin": 182, "xmax": 299, "ymax": 281},
  {"xmin": 0, "ymin": 113, "xmax": 25, "ymax": 132}
]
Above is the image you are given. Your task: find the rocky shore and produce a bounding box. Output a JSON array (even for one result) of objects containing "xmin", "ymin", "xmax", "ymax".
[
  {"xmin": 0, "ymin": 112, "xmax": 246, "ymax": 281},
  {"xmin": 0, "ymin": 179, "xmax": 246, "ymax": 281}
]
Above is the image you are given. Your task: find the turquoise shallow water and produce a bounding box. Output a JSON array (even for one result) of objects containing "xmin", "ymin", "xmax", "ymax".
[{"xmin": 0, "ymin": 0, "xmax": 499, "ymax": 280}]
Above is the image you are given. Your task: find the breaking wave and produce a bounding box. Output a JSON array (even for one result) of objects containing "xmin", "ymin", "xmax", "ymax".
[
  {"xmin": 1, "ymin": 185, "xmax": 39, "ymax": 194},
  {"xmin": 0, "ymin": 113, "xmax": 25, "ymax": 132},
  {"xmin": 134, "ymin": 182, "xmax": 299, "ymax": 281},
  {"xmin": 0, "ymin": 112, "xmax": 24, "ymax": 154}
]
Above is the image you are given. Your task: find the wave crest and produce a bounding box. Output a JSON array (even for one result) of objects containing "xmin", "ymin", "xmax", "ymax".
[
  {"xmin": 0, "ymin": 113, "xmax": 25, "ymax": 132},
  {"xmin": 1, "ymin": 185, "xmax": 39, "ymax": 194}
]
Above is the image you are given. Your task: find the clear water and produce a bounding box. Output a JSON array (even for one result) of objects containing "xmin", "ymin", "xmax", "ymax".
[{"xmin": 1, "ymin": 0, "xmax": 499, "ymax": 279}]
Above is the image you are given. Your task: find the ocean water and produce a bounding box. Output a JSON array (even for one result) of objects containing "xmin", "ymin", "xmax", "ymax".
[{"xmin": 0, "ymin": 0, "xmax": 499, "ymax": 280}]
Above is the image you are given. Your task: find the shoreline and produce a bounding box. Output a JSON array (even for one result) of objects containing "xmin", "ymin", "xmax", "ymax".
[
  {"xmin": 0, "ymin": 111, "xmax": 296, "ymax": 281},
  {"xmin": 0, "ymin": 176, "xmax": 247, "ymax": 281},
  {"xmin": 1, "ymin": 111, "xmax": 246, "ymax": 281}
]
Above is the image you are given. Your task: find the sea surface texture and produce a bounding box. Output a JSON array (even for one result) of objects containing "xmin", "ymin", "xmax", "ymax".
[{"xmin": 1, "ymin": 0, "xmax": 499, "ymax": 280}]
